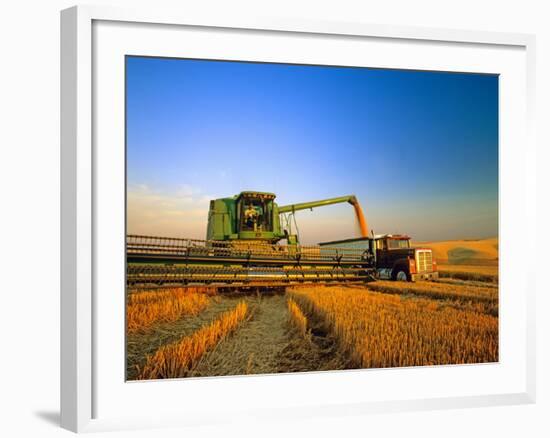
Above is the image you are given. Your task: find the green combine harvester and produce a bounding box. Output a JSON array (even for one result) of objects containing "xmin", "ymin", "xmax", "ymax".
[
  {"xmin": 127, "ymin": 191, "xmax": 375, "ymax": 287},
  {"xmin": 206, "ymin": 191, "xmax": 366, "ymax": 244}
]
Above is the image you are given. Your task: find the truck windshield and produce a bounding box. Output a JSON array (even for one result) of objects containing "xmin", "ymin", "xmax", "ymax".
[{"xmin": 387, "ymin": 239, "xmax": 410, "ymax": 249}]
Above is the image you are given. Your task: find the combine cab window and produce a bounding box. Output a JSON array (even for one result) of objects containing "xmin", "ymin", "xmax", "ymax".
[
  {"xmin": 387, "ymin": 239, "xmax": 410, "ymax": 249},
  {"xmin": 239, "ymin": 197, "xmax": 273, "ymax": 232}
]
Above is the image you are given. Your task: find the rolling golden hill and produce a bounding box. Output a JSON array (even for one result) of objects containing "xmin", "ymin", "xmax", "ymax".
[{"xmin": 413, "ymin": 237, "xmax": 498, "ymax": 265}]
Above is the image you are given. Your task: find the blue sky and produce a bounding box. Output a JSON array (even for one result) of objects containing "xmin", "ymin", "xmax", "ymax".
[{"xmin": 126, "ymin": 56, "xmax": 498, "ymax": 243}]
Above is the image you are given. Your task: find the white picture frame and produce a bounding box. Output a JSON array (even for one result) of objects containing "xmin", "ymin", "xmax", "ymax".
[{"xmin": 60, "ymin": 4, "xmax": 536, "ymax": 433}]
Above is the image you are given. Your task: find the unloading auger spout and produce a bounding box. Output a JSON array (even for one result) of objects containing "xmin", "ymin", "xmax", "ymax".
[{"xmin": 279, "ymin": 195, "xmax": 369, "ymax": 239}]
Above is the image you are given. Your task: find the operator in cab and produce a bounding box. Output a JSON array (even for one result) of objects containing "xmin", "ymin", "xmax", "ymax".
[{"xmin": 244, "ymin": 203, "xmax": 260, "ymax": 231}]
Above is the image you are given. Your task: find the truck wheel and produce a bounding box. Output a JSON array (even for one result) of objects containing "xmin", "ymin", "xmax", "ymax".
[
  {"xmin": 396, "ymin": 270, "xmax": 408, "ymax": 281},
  {"xmin": 392, "ymin": 268, "xmax": 411, "ymax": 282}
]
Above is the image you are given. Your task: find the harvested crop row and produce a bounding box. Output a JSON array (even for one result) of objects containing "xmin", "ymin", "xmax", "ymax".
[
  {"xmin": 289, "ymin": 287, "xmax": 498, "ymax": 368},
  {"xmin": 136, "ymin": 301, "xmax": 248, "ymax": 379},
  {"xmin": 287, "ymin": 298, "xmax": 308, "ymax": 337},
  {"xmin": 127, "ymin": 289, "xmax": 211, "ymax": 333},
  {"xmin": 438, "ymin": 264, "xmax": 498, "ymax": 275},
  {"xmin": 368, "ymin": 280, "xmax": 497, "ymax": 302},
  {"xmin": 434, "ymin": 277, "xmax": 499, "ymax": 289},
  {"xmin": 438, "ymin": 265, "xmax": 498, "ymax": 283},
  {"xmin": 127, "ymin": 287, "xmax": 216, "ymax": 305},
  {"xmin": 366, "ymin": 283, "xmax": 498, "ymax": 317}
]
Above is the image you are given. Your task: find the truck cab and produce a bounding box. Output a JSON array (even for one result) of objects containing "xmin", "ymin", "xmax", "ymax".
[
  {"xmin": 319, "ymin": 234, "xmax": 438, "ymax": 282},
  {"xmin": 373, "ymin": 234, "xmax": 438, "ymax": 281}
]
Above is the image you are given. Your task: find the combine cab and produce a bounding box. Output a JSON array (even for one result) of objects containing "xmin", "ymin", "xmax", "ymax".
[{"xmin": 319, "ymin": 234, "xmax": 438, "ymax": 282}]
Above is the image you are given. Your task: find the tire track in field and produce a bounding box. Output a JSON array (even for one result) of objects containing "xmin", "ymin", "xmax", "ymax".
[
  {"xmin": 188, "ymin": 294, "xmax": 291, "ymax": 377},
  {"xmin": 188, "ymin": 293, "xmax": 351, "ymax": 377}
]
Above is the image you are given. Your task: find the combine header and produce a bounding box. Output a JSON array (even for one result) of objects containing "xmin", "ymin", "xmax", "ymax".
[{"xmin": 127, "ymin": 191, "xmax": 375, "ymax": 287}]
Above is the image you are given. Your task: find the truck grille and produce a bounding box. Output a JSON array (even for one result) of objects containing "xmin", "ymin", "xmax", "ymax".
[{"xmin": 415, "ymin": 250, "xmax": 433, "ymax": 273}]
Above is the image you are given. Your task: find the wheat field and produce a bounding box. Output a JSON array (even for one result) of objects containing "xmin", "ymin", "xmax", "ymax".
[
  {"xmin": 288, "ymin": 286, "xmax": 498, "ymax": 368},
  {"xmin": 126, "ymin": 263, "xmax": 499, "ymax": 379}
]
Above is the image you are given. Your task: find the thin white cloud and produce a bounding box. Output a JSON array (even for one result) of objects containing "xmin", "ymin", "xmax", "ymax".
[{"xmin": 127, "ymin": 184, "xmax": 211, "ymax": 239}]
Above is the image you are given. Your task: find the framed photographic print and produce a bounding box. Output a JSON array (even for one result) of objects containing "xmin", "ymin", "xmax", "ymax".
[{"xmin": 61, "ymin": 5, "xmax": 536, "ymax": 433}]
